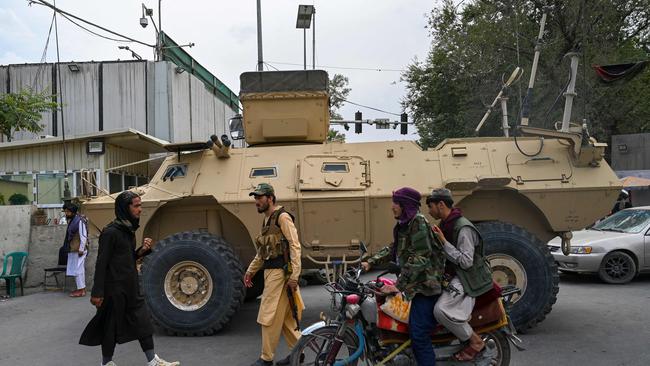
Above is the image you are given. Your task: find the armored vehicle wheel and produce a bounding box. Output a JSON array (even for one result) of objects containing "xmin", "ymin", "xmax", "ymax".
[
  {"xmin": 598, "ymin": 251, "xmax": 637, "ymax": 284},
  {"xmin": 141, "ymin": 231, "xmax": 245, "ymax": 336},
  {"xmin": 476, "ymin": 222, "xmax": 559, "ymax": 332}
]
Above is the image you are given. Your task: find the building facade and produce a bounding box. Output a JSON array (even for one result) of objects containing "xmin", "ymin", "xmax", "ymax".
[{"xmin": 0, "ymin": 59, "xmax": 239, "ymax": 213}]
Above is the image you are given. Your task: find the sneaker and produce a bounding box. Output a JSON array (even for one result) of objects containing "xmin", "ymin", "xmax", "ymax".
[
  {"xmin": 147, "ymin": 355, "xmax": 180, "ymax": 366},
  {"xmin": 250, "ymin": 358, "xmax": 273, "ymax": 366},
  {"xmin": 103, "ymin": 362, "xmax": 117, "ymax": 366},
  {"xmin": 276, "ymin": 353, "xmax": 304, "ymax": 365}
]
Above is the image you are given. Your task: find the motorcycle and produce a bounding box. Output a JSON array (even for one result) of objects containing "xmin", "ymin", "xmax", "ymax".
[{"xmin": 289, "ymin": 261, "xmax": 524, "ymax": 365}]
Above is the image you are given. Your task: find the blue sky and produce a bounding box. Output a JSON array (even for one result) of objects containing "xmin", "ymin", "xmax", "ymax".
[{"xmin": 0, "ymin": 0, "xmax": 436, "ymax": 142}]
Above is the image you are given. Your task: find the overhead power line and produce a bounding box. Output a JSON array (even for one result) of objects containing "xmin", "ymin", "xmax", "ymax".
[
  {"xmin": 29, "ymin": 0, "xmax": 155, "ymax": 48},
  {"xmin": 58, "ymin": 12, "xmax": 133, "ymax": 44},
  {"xmin": 267, "ymin": 61, "xmax": 404, "ymax": 72},
  {"xmin": 341, "ymin": 98, "xmax": 401, "ymax": 116}
]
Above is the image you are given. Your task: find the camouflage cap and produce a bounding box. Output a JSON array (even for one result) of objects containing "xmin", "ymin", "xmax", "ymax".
[
  {"xmin": 249, "ymin": 183, "xmax": 275, "ymax": 196},
  {"xmin": 428, "ymin": 188, "xmax": 453, "ymax": 202}
]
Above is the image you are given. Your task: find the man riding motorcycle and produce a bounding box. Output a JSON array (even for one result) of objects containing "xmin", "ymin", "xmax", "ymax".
[{"xmin": 361, "ymin": 187, "xmax": 446, "ymax": 365}]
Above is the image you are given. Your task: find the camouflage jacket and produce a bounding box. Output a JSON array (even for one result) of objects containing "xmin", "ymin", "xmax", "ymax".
[{"xmin": 367, "ymin": 213, "xmax": 445, "ymax": 300}]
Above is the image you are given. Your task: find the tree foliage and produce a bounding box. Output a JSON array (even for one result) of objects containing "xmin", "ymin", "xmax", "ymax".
[
  {"xmin": 402, "ymin": 0, "xmax": 650, "ymax": 149},
  {"xmin": 327, "ymin": 129, "xmax": 346, "ymax": 142},
  {"xmin": 0, "ymin": 88, "xmax": 58, "ymax": 142},
  {"xmin": 327, "ymin": 73, "xmax": 351, "ymax": 142},
  {"xmin": 328, "ymin": 73, "xmax": 351, "ymax": 120}
]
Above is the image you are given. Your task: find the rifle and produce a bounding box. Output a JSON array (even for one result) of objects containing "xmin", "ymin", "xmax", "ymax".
[{"xmin": 282, "ymin": 238, "xmax": 300, "ymax": 331}]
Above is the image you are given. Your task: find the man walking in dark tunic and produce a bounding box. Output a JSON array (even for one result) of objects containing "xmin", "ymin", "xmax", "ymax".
[{"xmin": 79, "ymin": 191, "xmax": 179, "ymax": 366}]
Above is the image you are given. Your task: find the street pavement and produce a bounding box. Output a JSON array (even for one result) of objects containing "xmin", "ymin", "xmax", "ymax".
[{"xmin": 1, "ymin": 272, "xmax": 649, "ymax": 366}]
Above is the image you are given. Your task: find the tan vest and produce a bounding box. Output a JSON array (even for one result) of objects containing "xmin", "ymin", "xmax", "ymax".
[{"xmin": 254, "ymin": 207, "xmax": 291, "ymax": 260}]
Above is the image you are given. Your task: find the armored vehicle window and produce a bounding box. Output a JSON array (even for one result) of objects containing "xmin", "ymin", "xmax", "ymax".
[
  {"xmin": 163, "ymin": 164, "xmax": 188, "ymax": 181},
  {"xmin": 322, "ymin": 163, "xmax": 349, "ymax": 173},
  {"xmin": 250, "ymin": 167, "xmax": 277, "ymax": 178}
]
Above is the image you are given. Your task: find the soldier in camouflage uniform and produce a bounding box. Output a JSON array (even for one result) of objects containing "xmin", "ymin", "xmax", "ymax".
[{"xmin": 361, "ymin": 187, "xmax": 445, "ymax": 365}]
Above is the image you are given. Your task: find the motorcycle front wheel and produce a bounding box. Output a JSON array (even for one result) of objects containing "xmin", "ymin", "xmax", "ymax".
[{"xmin": 290, "ymin": 324, "xmax": 361, "ymax": 366}]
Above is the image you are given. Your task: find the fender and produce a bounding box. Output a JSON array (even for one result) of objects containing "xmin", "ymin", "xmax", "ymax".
[{"xmin": 301, "ymin": 321, "xmax": 328, "ymax": 336}]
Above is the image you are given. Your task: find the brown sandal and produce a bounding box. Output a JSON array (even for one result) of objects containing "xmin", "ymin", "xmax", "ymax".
[
  {"xmin": 69, "ymin": 289, "xmax": 86, "ymax": 297},
  {"xmin": 453, "ymin": 343, "xmax": 485, "ymax": 362}
]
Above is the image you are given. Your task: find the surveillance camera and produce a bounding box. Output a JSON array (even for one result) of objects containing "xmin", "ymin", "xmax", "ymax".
[{"xmin": 140, "ymin": 17, "xmax": 148, "ymax": 28}]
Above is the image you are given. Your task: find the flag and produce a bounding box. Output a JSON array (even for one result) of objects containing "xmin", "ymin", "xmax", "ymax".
[{"xmin": 592, "ymin": 61, "xmax": 648, "ymax": 83}]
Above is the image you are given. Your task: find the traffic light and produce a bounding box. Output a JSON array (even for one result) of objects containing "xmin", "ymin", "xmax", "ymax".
[
  {"xmin": 355, "ymin": 111, "xmax": 363, "ymax": 134},
  {"xmin": 400, "ymin": 113, "xmax": 408, "ymax": 135}
]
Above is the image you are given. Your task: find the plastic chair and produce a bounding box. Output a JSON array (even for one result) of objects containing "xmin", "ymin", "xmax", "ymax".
[{"xmin": 0, "ymin": 251, "xmax": 29, "ymax": 297}]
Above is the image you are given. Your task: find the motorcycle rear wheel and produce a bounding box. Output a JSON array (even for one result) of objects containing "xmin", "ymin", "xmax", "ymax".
[{"xmin": 481, "ymin": 330, "xmax": 511, "ymax": 366}]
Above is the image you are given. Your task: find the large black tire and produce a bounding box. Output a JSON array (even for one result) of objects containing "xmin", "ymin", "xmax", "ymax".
[
  {"xmin": 476, "ymin": 221, "xmax": 559, "ymax": 332},
  {"xmin": 598, "ymin": 251, "xmax": 637, "ymax": 284},
  {"xmin": 141, "ymin": 231, "xmax": 245, "ymax": 336}
]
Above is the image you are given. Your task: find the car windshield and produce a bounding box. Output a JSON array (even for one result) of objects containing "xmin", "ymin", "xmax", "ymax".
[{"xmin": 592, "ymin": 209, "xmax": 650, "ymax": 233}]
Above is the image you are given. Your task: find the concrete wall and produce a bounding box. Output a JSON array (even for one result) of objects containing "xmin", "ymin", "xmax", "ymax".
[
  {"xmin": 24, "ymin": 225, "xmax": 97, "ymax": 289},
  {"xmin": 0, "ymin": 206, "xmax": 98, "ymax": 291},
  {"xmin": 612, "ymin": 133, "xmax": 650, "ymax": 171},
  {"xmin": 0, "ymin": 205, "xmax": 32, "ymax": 268}
]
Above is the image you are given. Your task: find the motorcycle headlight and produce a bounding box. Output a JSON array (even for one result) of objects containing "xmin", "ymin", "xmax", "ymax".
[
  {"xmin": 345, "ymin": 304, "xmax": 361, "ymax": 319},
  {"xmin": 570, "ymin": 246, "xmax": 592, "ymax": 254}
]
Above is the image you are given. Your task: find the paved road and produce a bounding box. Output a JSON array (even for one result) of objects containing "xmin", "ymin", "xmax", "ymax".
[{"xmin": 1, "ymin": 273, "xmax": 649, "ymax": 366}]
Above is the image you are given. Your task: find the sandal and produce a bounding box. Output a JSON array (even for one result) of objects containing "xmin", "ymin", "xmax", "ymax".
[
  {"xmin": 69, "ymin": 289, "xmax": 86, "ymax": 297},
  {"xmin": 453, "ymin": 343, "xmax": 485, "ymax": 362}
]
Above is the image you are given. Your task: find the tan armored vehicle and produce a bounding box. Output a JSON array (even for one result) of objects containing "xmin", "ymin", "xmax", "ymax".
[{"xmin": 82, "ymin": 70, "xmax": 620, "ymax": 336}]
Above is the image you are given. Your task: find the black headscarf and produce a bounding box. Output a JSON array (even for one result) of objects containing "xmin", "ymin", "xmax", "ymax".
[{"xmin": 114, "ymin": 191, "xmax": 140, "ymax": 232}]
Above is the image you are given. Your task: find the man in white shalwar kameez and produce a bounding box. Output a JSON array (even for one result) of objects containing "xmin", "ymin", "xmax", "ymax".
[{"xmin": 63, "ymin": 202, "xmax": 88, "ymax": 297}]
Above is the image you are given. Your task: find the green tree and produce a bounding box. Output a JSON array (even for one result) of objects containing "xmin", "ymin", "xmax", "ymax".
[
  {"xmin": 403, "ymin": 0, "xmax": 650, "ymax": 149},
  {"xmin": 0, "ymin": 88, "xmax": 58, "ymax": 142},
  {"xmin": 327, "ymin": 73, "xmax": 351, "ymax": 142},
  {"xmin": 327, "ymin": 129, "xmax": 346, "ymax": 142}
]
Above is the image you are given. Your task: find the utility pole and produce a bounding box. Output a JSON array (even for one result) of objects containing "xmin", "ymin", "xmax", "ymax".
[
  {"xmin": 312, "ymin": 7, "xmax": 315, "ymax": 69},
  {"xmin": 256, "ymin": 0, "xmax": 264, "ymax": 71}
]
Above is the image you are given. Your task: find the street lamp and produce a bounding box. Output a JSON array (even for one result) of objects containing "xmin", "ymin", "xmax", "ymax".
[{"xmin": 296, "ymin": 5, "xmax": 315, "ymax": 70}]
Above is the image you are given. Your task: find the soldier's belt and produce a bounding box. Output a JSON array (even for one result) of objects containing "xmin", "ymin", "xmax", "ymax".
[{"xmin": 263, "ymin": 255, "xmax": 286, "ymax": 269}]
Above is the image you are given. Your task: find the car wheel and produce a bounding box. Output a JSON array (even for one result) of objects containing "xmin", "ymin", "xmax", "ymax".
[{"xmin": 598, "ymin": 251, "xmax": 637, "ymax": 284}]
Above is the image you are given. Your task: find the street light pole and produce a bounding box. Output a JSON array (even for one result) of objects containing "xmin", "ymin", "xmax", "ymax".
[
  {"xmin": 303, "ymin": 28, "xmax": 307, "ymax": 70},
  {"xmin": 256, "ymin": 0, "xmax": 264, "ymax": 71},
  {"xmin": 296, "ymin": 5, "xmax": 314, "ymax": 71},
  {"xmin": 312, "ymin": 7, "xmax": 315, "ymax": 70}
]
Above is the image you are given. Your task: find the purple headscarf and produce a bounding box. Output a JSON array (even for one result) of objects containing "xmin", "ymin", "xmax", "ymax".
[{"xmin": 392, "ymin": 187, "xmax": 422, "ymax": 225}]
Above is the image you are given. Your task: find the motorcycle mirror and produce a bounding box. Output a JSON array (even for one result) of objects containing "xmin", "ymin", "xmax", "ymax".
[{"xmin": 359, "ymin": 241, "xmax": 368, "ymax": 255}]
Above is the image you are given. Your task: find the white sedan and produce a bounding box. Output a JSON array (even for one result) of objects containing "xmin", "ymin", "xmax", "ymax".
[{"xmin": 548, "ymin": 207, "xmax": 650, "ymax": 284}]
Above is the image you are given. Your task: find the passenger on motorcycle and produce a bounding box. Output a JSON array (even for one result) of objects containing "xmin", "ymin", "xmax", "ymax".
[
  {"xmin": 427, "ymin": 188, "xmax": 494, "ymax": 362},
  {"xmin": 361, "ymin": 187, "xmax": 446, "ymax": 365}
]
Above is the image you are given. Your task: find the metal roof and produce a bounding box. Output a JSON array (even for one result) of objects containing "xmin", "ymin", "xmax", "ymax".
[{"xmin": 0, "ymin": 128, "xmax": 169, "ymax": 154}]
